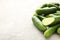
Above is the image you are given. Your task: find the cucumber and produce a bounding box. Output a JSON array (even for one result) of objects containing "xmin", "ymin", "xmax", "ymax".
[
  {"xmin": 32, "ymin": 16, "xmax": 47, "ymax": 31},
  {"xmin": 36, "ymin": 7, "xmax": 57, "ymax": 15},
  {"xmin": 54, "ymin": 11, "xmax": 60, "ymax": 15},
  {"xmin": 46, "ymin": 11, "xmax": 60, "ymax": 17},
  {"xmin": 46, "ymin": 14, "xmax": 56, "ymax": 17},
  {"xmin": 42, "ymin": 16, "xmax": 60, "ymax": 26},
  {"xmin": 58, "ymin": 6, "xmax": 60, "ymax": 11},
  {"xmin": 44, "ymin": 24, "xmax": 60, "ymax": 38},
  {"xmin": 37, "ymin": 15, "xmax": 45, "ymax": 21},
  {"xmin": 52, "ymin": 3, "xmax": 60, "ymax": 6},
  {"xmin": 41, "ymin": 3, "xmax": 55, "ymax": 8},
  {"xmin": 41, "ymin": 3, "xmax": 59, "ymax": 8},
  {"xmin": 57, "ymin": 27, "xmax": 60, "ymax": 34}
]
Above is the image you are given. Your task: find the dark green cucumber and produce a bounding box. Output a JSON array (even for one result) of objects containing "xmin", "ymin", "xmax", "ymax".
[
  {"xmin": 41, "ymin": 3, "xmax": 59, "ymax": 8},
  {"xmin": 41, "ymin": 3, "xmax": 55, "ymax": 8},
  {"xmin": 36, "ymin": 7, "xmax": 57, "ymax": 15},
  {"xmin": 37, "ymin": 15, "xmax": 45, "ymax": 21},
  {"xmin": 32, "ymin": 16, "xmax": 47, "ymax": 31},
  {"xmin": 44, "ymin": 24, "xmax": 60, "ymax": 38},
  {"xmin": 42, "ymin": 16, "xmax": 60, "ymax": 26},
  {"xmin": 57, "ymin": 27, "xmax": 60, "ymax": 34}
]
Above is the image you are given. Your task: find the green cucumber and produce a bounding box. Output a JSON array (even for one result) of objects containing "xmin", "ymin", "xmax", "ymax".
[
  {"xmin": 41, "ymin": 3, "xmax": 55, "ymax": 8},
  {"xmin": 37, "ymin": 15, "xmax": 45, "ymax": 21},
  {"xmin": 41, "ymin": 3, "xmax": 59, "ymax": 8},
  {"xmin": 52, "ymin": 3, "xmax": 60, "ymax": 6},
  {"xmin": 36, "ymin": 7, "xmax": 57, "ymax": 15},
  {"xmin": 32, "ymin": 16, "xmax": 47, "ymax": 31},
  {"xmin": 54, "ymin": 11, "xmax": 60, "ymax": 15},
  {"xmin": 44, "ymin": 24, "xmax": 60, "ymax": 38},
  {"xmin": 57, "ymin": 27, "xmax": 60, "ymax": 34},
  {"xmin": 46, "ymin": 14, "xmax": 56, "ymax": 17},
  {"xmin": 46, "ymin": 11, "xmax": 60, "ymax": 17},
  {"xmin": 42, "ymin": 16, "xmax": 60, "ymax": 26}
]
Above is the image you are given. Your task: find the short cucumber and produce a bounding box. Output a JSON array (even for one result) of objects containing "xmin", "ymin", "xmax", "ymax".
[
  {"xmin": 36, "ymin": 7, "xmax": 57, "ymax": 15},
  {"xmin": 44, "ymin": 24, "xmax": 60, "ymax": 38},
  {"xmin": 57, "ymin": 27, "xmax": 60, "ymax": 34},
  {"xmin": 42, "ymin": 16, "xmax": 60, "ymax": 26},
  {"xmin": 32, "ymin": 16, "xmax": 47, "ymax": 31}
]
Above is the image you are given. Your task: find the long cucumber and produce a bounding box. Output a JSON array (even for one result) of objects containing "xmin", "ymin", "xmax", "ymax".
[
  {"xmin": 36, "ymin": 7, "xmax": 57, "ymax": 15},
  {"xmin": 44, "ymin": 24, "xmax": 60, "ymax": 38},
  {"xmin": 32, "ymin": 16, "xmax": 47, "ymax": 31}
]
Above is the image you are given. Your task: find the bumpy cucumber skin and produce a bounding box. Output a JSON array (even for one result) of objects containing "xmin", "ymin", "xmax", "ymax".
[
  {"xmin": 57, "ymin": 27, "xmax": 60, "ymax": 34},
  {"xmin": 44, "ymin": 24, "xmax": 60, "ymax": 38},
  {"xmin": 36, "ymin": 7, "xmax": 57, "ymax": 15},
  {"xmin": 32, "ymin": 16, "xmax": 47, "ymax": 31}
]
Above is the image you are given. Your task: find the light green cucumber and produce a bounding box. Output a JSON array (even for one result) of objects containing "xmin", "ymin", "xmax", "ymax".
[
  {"xmin": 57, "ymin": 27, "xmax": 60, "ymax": 34},
  {"xmin": 44, "ymin": 24, "xmax": 60, "ymax": 38},
  {"xmin": 32, "ymin": 16, "xmax": 47, "ymax": 31}
]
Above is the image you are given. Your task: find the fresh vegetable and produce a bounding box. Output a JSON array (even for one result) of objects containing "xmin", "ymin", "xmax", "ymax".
[
  {"xmin": 32, "ymin": 16, "xmax": 47, "ymax": 31},
  {"xmin": 32, "ymin": 2, "xmax": 60, "ymax": 38},
  {"xmin": 42, "ymin": 16, "xmax": 60, "ymax": 26},
  {"xmin": 52, "ymin": 3, "xmax": 60, "ymax": 6},
  {"xmin": 44, "ymin": 24, "xmax": 60, "ymax": 38},
  {"xmin": 57, "ymin": 27, "xmax": 60, "ymax": 34},
  {"xmin": 54, "ymin": 11, "xmax": 60, "ymax": 15},
  {"xmin": 37, "ymin": 15, "xmax": 45, "ymax": 20},
  {"xmin": 46, "ymin": 11, "xmax": 60, "ymax": 17},
  {"xmin": 41, "ymin": 3, "xmax": 60, "ymax": 10},
  {"xmin": 46, "ymin": 14, "xmax": 56, "ymax": 17},
  {"xmin": 36, "ymin": 7, "xmax": 57, "ymax": 15}
]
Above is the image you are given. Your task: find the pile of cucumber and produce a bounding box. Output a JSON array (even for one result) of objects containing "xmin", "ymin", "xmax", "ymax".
[{"xmin": 32, "ymin": 3, "xmax": 60, "ymax": 38}]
